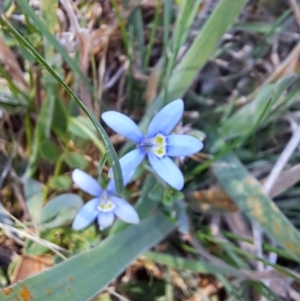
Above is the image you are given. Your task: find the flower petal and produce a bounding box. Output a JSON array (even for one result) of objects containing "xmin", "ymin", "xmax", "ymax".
[
  {"xmin": 147, "ymin": 99, "xmax": 184, "ymax": 137},
  {"xmin": 72, "ymin": 169, "xmax": 102, "ymax": 196},
  {"xmin": 111, "ymin": 196, "xmax": 140, "ymax": 224},
  {"xmin": 106, "ymin": 170, "xmax": 135, "ymax": 193},
  {"xmin": 166, "ymin": 134, "xmax": 204, "ymax": 157},
  {"xmin": 148, "ymin": 154, "xmax": 184, "ymax": 190},
  {"xmin": 109, "ymin": 149, "xmax": 145, "ymax": 178},
  {"xmin": 102, "ymin": 111, "xmax": 144, "ymax": 143},
  {"xmin": 72, "ymin": 198, "xmax": 99, "ymax": 230},
  {"xmin": 97, "ymin": 211, "xmax": 115, "ymax": 230}
]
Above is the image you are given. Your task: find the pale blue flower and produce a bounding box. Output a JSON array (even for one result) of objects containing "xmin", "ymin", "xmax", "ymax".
[
  {"xmin": 72, "ymin": 169, "xmax": 139, "ymax": 231},
  {"xmin": 101, "ymin": 99, "xmax": 203, "ymax": 190}
]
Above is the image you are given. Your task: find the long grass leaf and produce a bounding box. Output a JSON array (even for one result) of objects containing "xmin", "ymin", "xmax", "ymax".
[
  {"xmin": 145, "ymin": 252, "xmax": 241, "ymax": 276},
  {"xmin": 221, "ymin": 75, "xmax": 297, "ymax": 139},
  {"xmin": 14, "ymin": 0, "xmax": 92, "ymax": 92},
  {"xmin": 0, "ymin": 16, "xmax": 124, "ymax": 194},
  {"xmin": 212, "ymin": 153, "xmax": 300, "ymax": 262},
  {"xmin": 1, "ymin": 212, "xmax": 174, "ymax": 301},
  {"xmin": 25, "ymin": 92, "xmax": 55, "ymax": 177},
  {"xmin": 140, "ymin": 0, "xmax": 247, "ymax": 129}
]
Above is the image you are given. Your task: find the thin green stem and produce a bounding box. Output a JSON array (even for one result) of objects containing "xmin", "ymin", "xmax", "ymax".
[
  {"xmin": 144, "ymin": 0, "xmax": 160, "ymax": 69},
  {"xmin": 25, "ymin": 115, "xmax": 32, "ymax": 155},
  {"xmin": 43, "ymin": 153, "xmax": 65, "ymax": 200},
  {"xmin": 109, "ymin": 0, "xmax": 129, "ymax": 56},
  {"xmin": 53, "ymin": 154, "xmax": 65, "ymax": 178}
]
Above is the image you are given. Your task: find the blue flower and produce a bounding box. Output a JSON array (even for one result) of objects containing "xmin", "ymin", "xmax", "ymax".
[
  {"xmin": 101, "ymin": 99, "xmax": 203, "ymax": 190},
  {"xmin": 72, "ymin": 169, "xmax": 139, "ymax": 231}
]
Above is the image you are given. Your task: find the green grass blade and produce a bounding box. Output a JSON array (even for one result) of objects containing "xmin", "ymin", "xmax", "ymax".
[
  {"xmin": 144, "ymin": 0, "xmax": 160, "ymax": 69},
  {"xmin": 69, "ymin": 117, "xmax": 106, "ymax": 154},
  {"xmin": 162, "ymin": 0, "xmax": 202, "ymax": 103},
  {"xmin": 216, "ymin": 274, "xmax": 241, "ymax": 299},
  {"xmin": 145, "ymin": 252, "xmax": 241, "ymax": 276},
  {"xmin": 140, "ymin": 0, "xmax": 248, "ymax": 129},
  {"xmin": 40, "ymin": 0, "xmax": 57, "ymax": 61},
  {"xmin": 15, "ymin": 0, "xmax": 92, "ymax": 92},
  {"xmin": 0, "ymin": 64, "xmax": 28, "ymax": 98},
  {"xmin": 221, "ymin": 75, "xmax": 297, "ymax": 139},
  {"xmin": 212, "ymin": 153, "xmax": 300, "ymax": 262},
  {"xmin": 110, "ymin": 0, "xmax": 129, "ymax": 56},
  {"xmin": 162, "ymin": 0, "xmax": 172, "ymax": 65},
  {"xmin": 1, "ymin": 212, "xmax": 175, "ymax": 301},
  {"xmin": 131, "ymin": 7, "xmax": 145, "ymax": 69},
  {"xmin": 24, "ymin": 177, "xmax": 44, "ymax": 228},
  {"xmin": 162, "ymin": 0, "xmax": 201, "ymax": 102},
  {"xmin": 0, "ymin": 16, "xmax": 124, "ymax": 194},
  {"xmin": 25, "ymin": 92, "xmax": 55, "ymax": 177},
  {"xmin": 171, "ymin": 0, "xmax": 201, "ymax": 55},
  {"xmin": 202, "ymin": 234, "xmax": 300, "ymax": 282},
  {"xmin": 40, "ymin": 193, "xmax": 83, "ymax": 230}
]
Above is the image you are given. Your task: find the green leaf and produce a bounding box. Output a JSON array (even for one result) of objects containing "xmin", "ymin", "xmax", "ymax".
[
  {"xmin": 64, "ymin": 151, "xmax": 88, "ymax": 170},
  {"xmin": 15, "ymin": 0, "xmax": 92, "ymax": 92},
  {"xmin": 130, "ymin": 7, "xmax": 145, "ymax": 67},
  {"xmin": 145, "ymin": 251, "xmax": 240, "ymax": 276},
  {"xmin": 24, "ymin": 177, "xmax": 44, "ymax": 226},
  {"xmin": 174, "ymin": 200, "xmax": 189, "ymax": 235},
  {"xmin": 162, "ymin": 189, "xmax": 184, "ymax": 207},
  {"xmin": 2, "ymin": 212, "xmax": 175, "ymax": 301},
  {"xmin": 25, "ymin": 90, "xmax": 55, "ymax": 177},
  {"xmin": 234, "ymin": 22, "xmax": 277, "ymax": 34},
  {"xmin": 143, "ymin": 1, "xmax": 160, "ymax": 69},
  {"xmin": 25, "ymin": 241, "xmax": 49, "ymax": 255},
  {"xmin": 98, "ymin": 153, "xmax": 108, "ymax": 177},
  {"xmin": 39, "ymin": 140, "xmax": 60, "ymax": 163},
  {"xmin": 40, "ymin": 193, "xmax": 83, "ymax": 229},
  {"xmin": 40, "ymin": 0, "xmax": 57, "ymax": 61},
  {"xmin": 0, "ymin": 16, "xmax": 124, "ymax": 195},
  {"xmin": 212, "ymin": 153, "xmax": 300, "ymax": 262},
  {"xmin": 69, "ymin": 116, "xmax": 97, "ymax": 136},
  {"xmin": 48, "ymin": 175, "xmax": 72, "ymax": 190},
  {"xmin": 140, "ymin": 0, "xmax": 248, "ymax": 129},
  {"xmin": 221, "ymin": 75, "xmax": 297, "ymax": 139},
  {"xmin": 52, "ymin": 96, "xmax": 68, "ymax": 133},
  {"xmin": 0, "ymin": 269, "xmax": 8, "ymax": 287},
  {"xmin": 172, "ymin": 0, "xmax": 201, "ymax": 54},
  {"xmin": 68, "ymin": 116, "xmax": 105, "ymax": 154}
]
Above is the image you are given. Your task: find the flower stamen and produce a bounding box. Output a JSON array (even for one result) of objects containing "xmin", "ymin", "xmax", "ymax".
[
  {"xmin": 154, "ymin": 135, "xmax": 165, "ymax": 145},
  {"xmin": 98, "ymin": 197, "xmax": 115, "ymax": 212},
  {"xmin": 140, "ymin": 134, "xmax": 166, "ymax": 158}
]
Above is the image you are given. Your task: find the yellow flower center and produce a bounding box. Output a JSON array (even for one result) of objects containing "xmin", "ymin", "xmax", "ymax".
[
  {"xmin": 97, "ymin": 192, "xmax": 115, "ymax": 212},
  {"xmin": 154, "ymin": 135, "xmax": 165, "ymax": 145},
  {"xmin": 141, "ymin": 134, "xmax": 166, "ymax": 158}
]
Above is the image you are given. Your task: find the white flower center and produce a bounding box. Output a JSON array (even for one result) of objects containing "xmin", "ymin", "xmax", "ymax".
[
  {"xmin": 97, "ymin": 191, "xmax": 115, "ymax": 212},
  {"xmin": 140, "ymin": 134, "xmax": 166, "ymax": 158}
]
